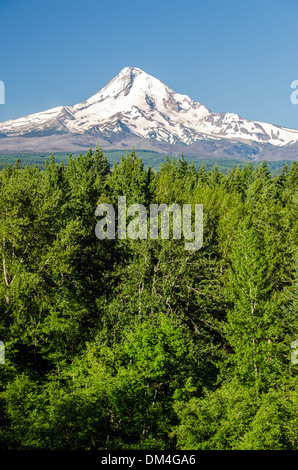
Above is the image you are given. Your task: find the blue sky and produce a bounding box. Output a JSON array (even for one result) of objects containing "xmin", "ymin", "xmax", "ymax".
[{"xmin": 1, "ymin": 0, "xmax": 298, "ymax": 129}]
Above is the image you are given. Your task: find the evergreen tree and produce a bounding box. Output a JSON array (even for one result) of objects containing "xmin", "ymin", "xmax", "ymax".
[{"xmin": 223, "ymin": 218, "xmax": 291, "ymax": 391}]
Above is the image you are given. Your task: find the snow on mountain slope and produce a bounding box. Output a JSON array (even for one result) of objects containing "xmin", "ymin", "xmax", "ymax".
[{"xmin": 1, "ymin": 66, "xmax": 298, "ymax": 147}]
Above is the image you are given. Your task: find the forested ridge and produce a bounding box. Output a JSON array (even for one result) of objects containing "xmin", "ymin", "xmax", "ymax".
[{"xmin": 0, "ymin": 147, "xmax": 297, "ymax": 450}]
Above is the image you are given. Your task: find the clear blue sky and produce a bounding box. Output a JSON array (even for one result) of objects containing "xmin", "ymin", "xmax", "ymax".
[{"xmin": 1, "ymin": 0, "xmax": 298, "ymax": 129}]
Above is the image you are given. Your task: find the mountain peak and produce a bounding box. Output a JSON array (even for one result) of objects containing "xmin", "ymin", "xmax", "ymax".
[
  {"xmin": 1, "ymin": 68, "xmax": 298, "ymax": 152},
  {"xmin": 113, "ymin": 67, "xmax": 145, "ymax": 85},
  {"xmin": 119, "ymin": 66, "xmax": 145, "ymax": 75},
  {"xmin": 86, "ymin": 66, "xmax": 151, "ymax": 105}
]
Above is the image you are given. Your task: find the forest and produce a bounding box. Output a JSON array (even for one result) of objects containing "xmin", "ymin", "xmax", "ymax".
[{"xmin": 0, "ymin": 147, "xmax": 297, "ymax": 450}]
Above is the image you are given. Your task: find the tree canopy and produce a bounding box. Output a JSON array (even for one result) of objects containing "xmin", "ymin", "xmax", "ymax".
[{"xmin": 0, "ymin": 150, "xmax": 297, "ymax": 450}]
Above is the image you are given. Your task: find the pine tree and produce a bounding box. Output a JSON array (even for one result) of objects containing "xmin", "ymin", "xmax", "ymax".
[
  {"xmin": 93, "ymin": 145, "xmax": 110, "ymax": 178},
  {"xmin": 223, "ymin": 218, "xmax": 288, "ymax": 392}
]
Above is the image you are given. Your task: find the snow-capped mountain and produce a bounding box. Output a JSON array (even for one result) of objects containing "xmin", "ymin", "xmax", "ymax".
[{"xmin": 1, "ymin": 67, "xmax": 298, "ymax": 158}]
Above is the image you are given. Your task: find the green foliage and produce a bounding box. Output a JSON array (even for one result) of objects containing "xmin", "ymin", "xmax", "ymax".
[
  {"xmin": 0, "ymin": 150, "xmax": 297, "ymax": 450},
  {"xmin": 172, "ymin": 380, "xmax": 260, "ymax": 450},
  {"xmin": 173, "ymin": 378, "xmax": 298, "ymax": 450},
  {"xmin": 222, "ymin": 219, "xmax": 291, "ymax": 390}
]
